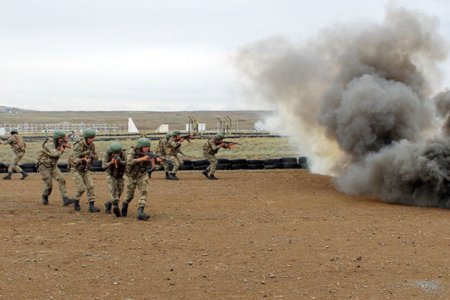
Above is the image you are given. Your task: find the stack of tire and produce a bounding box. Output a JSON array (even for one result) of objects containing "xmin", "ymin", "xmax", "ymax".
[
  {"xmin": 192, "ymin": 159, "xmax": 209, "ymax": 170},
  {"xmin": 89, "ymin": 160, "xmax": 104, "ymax": 172},
  {"xmin": 247, "ymin": 159, "xmax": 264, "ymax": 169},
  {"xmin": 0, "ymin": 162, "xmax": 7, "ymax": 173},
  {"xmin": 229, "ymin": 159, "xmax": 247, "ymax": 170},
  {"xmin": 20, "ymin": 163, "xmax": 37, "ymax": 173},
  {"xmin": 57, "ymin": 163, "xmax": 70, "ymax": 173},
  {"xmin": 181, "ymin": 160, "xmax": 193, "ymax": 171},
  {"xmin": 298, "ymin": 156, "xmax": 309, "ymax": 169}
]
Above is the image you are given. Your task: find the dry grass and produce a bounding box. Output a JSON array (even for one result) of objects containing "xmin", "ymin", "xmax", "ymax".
[{"xmin": 0, "ymin": 137, "xmax": 300, "ymax": 164}]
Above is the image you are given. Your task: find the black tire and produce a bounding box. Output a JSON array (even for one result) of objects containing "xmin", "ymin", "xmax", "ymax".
[
  {"xmin": 263, "ymin": 164, "xmax": 279, "ymax": 169},
  {"xmin": 91, "ymin": 160, "xmax": 102, "ymax": 167},
  {"xmin": 216, "ymin": 164, "xmax": 230, "ymax": 170},
  {"xmin": 57, "ymin": 163, "xmax": 70, "ymax": 172},
  {"xmin": 230, "ymin": 159, "xmax": 247, "ymax": 165},
  {"xmin": 281, "ymin": 162, "xmax": 299, "ymax": 169},
  {"xmin": 90, "ymin": 166, "xmax": 104, "ymax": 172},
  {"xmin": 181, "ymin": 165, "xmax": 194, "ymax": 170},
  {"xmin": 20, "ymin": 163, "xmax": 36, "ymax": 169},
  {"xmin": 182, "ymin": 160, "xmax": 193, "ymax": 167},
  {"xmin": 192, "ymin": 159, "xmax": 209, "ymax": 167},
  {"xmin": 247, "ymin": 159, "xmax": 264, "ymax": 165},
  {"xmin": 193, "ymin": 165, "xmax": 208, "ymax": 170},
  {"xmin": 230, "ymin": 164, "xmax": 247, "ymax": 170},
  {"xmin": 247, "ymin": 164, "xmax": 264, "ymax": 169},
  {"xmin": 280, "ymin": 157, "xmax": 297, "ymax": 163},
  {"xmin": 218, "ymin": 158, "xmax": 230, "ymax": 164},
  {"xmin": 298, "ymin": 156, "xmax": 309, "ymax": 169}
]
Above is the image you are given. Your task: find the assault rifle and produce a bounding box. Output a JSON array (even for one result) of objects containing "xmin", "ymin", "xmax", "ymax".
[
  {"xmin": 222, "ymin": 141, "xmax": 241, "ymax": 148},
  {"xmin": 180, "ymin": 134, "xmax": 194, "ymax": 143}
]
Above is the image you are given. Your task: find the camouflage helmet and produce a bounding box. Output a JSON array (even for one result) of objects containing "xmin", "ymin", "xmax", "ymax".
[
  {"xmin": 108, "ymin": 142, "xmax": 123, "ymax": 154},
  {"xmin": 172, "ymin": 130, "xmax": 181, "ymax": 136},
  {"xmin": 83, "ymin": 128, "xmax": 96, "ymax": 138},
  {"xmin": 53, "ymin": 130, "xmax": 66, "ymax": 139},
  {"xmin": 53, "ymin": 130, "xmax": 66, "ymax": 146},
  {"xmin": 136, "ymin": 138, "xmax": 151, "ymax": 148},
  {"xmin": 10, "ymin": 128, "xmax": 18, "ymax": 134},
  {"xmin": 216, "ymin": 132, "xmax": 225, "ymax": 140}
]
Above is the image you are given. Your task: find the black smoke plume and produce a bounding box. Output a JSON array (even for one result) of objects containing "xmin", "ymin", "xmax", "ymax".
[{"xmin": 235, "ymin": 6, "xmax": 450, "ymax": 207}]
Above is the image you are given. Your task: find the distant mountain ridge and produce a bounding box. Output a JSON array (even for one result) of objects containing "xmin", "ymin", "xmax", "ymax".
[{"xmin": 0, "ymin": 106, "xmax": 33, "ymax": 113}]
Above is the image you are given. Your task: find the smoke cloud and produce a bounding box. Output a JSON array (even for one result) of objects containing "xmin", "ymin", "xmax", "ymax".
[{"xmin": 234, "ymin": 6, "xmax": 450, "ymax": 207}]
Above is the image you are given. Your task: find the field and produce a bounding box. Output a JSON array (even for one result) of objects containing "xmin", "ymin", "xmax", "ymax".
[
  {"xmin": 1, "ymin": 170, "xmax": 449, "ymax": 299},
  {"xmin": 0, "ymin": 137, "xmax": 299, "ymax": 164},
  {"xmin": 0, "ymin": 110, "xmax": 270, "ymax": 132}
]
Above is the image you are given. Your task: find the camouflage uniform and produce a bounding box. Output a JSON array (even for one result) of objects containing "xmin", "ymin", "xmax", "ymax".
[
  {"xmin": 102, "ymin": 149, "xmax": 126, "ymax": 212},
  {"xmin": 123, "ymin": 147, "xmax": 151, "ymax": 209},
  {"xmin": 203, "ymin": 137, "xmax": 222, "ymax": 177},
  {"xmin": 166, "ymin": 136, "xmax": 183, "ymax": 178},
  {"xmin": 37, "ymin": 134, "xmax": 74, "ymax": 206},
  {"xmin": 157, "ymin": 135, "xmax": 170, "ymax": 172},
  {"xmin": 69, "ymin": 138, "xmax": 99, "ymax": 211},
  {"xmin": 1, "ymin": 132, "xmax": 27, "ymax": 179}
]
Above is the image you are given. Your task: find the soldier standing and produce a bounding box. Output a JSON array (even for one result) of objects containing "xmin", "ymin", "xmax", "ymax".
[
  {"xmin": 166, "ymin": 130, "xmax": 188, "ymax": 180},
  {"xmin": 1, "ymin": 128, "xmax": 28, "ymax": 180},
  {"xmin": 37, "ymin": 131, "xmax": 75, "ymax": 206},
  {"xmin": 202, "ymin": 132, "xmax": 228, "ymax": 180},
  {"xmin": 122, "ymin": 138, "xmax": 161, "ymax": 221},
  {"xmin": 68, "ymin": 128, "xmax": 100, "ymax": 212},
  {"xmin": 102, "ymin": 142, "xmax": 126, "ymax": 217},
  {"xmin": 157, "ymin": 132, "xmax": 172, "ymax": 179}
]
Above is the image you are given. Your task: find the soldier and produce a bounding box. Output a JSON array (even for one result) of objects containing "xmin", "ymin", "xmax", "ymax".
[
  {"xmin": 157, "ymin": 132, "xmax": 172, "ymax": 179},
  {"xmin": 68, "ymin": 128, "xmax": 100, "ymax": 212},
  {"xmin": 102, "ymin": 142, "xmax": 126, "ymax": 217},
  {"xmin": 1, "ymin": 128, "xmax": 28, "ymax": 180},
  {"xmin": 122, "ymin": 138, "xmax": 162, "ymax": 221},
  {"xmin": 202, "ymin": 132, "xmax": 228, "ymax": 180},
  {"xmin": 37, "ymin": 131, "xmax": 75, "ymax": 206},
  {"xmin": 166, "ymin": 130, "xmax": 187, "ymax": 180}
]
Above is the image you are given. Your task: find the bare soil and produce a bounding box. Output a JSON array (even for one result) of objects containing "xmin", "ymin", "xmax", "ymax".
[{"xmin": 0, "ymin": 169, "xmax": 449, "ymax": 299}]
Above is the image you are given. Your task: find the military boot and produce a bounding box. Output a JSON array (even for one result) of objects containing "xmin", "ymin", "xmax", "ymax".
[
  {"xmin": 3, "ymin": 172, "xmax": 12, "ymax": 180},
  {"xmin": 165, "ymin": 172, "xmax": 171, "ymax": 180},
  {"xmin": 113, "ymin": 203, "xmax": 121, "ymax": 217},
  {"xmin": 169, "ymin": 172, "xmax": 179, "ymax": 180},
  {"xmin": 121, "ymin": 202, "xmax": 129, "ymax": 217},
  {"xmin": 137, "ymin": 206, "xmax": 150, "ymax": 221},
  {"xmin": 62, "ymin": 197, "xmax": 74, "ymax": 206},
  {"xmin": 74, "ymin": 200, "xmax": 81, "ymax": 211},
  {"xmin": 20, "ymin": 171, "xmax": 28, "ymax": 180},
  {"xmin": 88, "ymin": 202, "xmax": 100, "ymax": 212},
  {"xmin": 208, "ymin": 174, "xmax": 218, "ymax": 180},
  {"xmin": 201, "ymin": 169, "xmax": 209, "ymax": 179},
  {"xmin": 104, "ymin": 201, "xmax": 112, "ymax": 214},
  {"xmin": 41, "ymin": 194, "xmax": 49, "ymax": 205}
]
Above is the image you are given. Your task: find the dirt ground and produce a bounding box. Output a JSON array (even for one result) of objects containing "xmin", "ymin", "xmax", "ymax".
[{"xmin": 1, "ymin": 169, "xmax": 449, "ymax": 299}]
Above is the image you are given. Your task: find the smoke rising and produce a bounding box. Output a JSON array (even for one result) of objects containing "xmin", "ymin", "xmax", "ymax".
[{"xmin": 235, "ymin": 6, "xmax": 450, "ymax": 207}]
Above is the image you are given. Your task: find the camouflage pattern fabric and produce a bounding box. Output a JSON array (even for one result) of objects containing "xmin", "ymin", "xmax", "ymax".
[
  {"xmin": 124, "ymin": 175, "xmax": 148, "ymax": 207},
  {"xmin": 168, "ymin": 154, "xmax": 182, "ymax": 173},
  {"xmin": 70, "ymin": 169, "xmax": 96, "ymax": 203},
  {"xmin": 69, "ymin": 139, "xmax": 97, "ymax": 171},
  {"xmin": 37, "ymin": 139, "xmax": 67, "ymax": 197},
  {"xmin": 106, "ymin": 174, "xmax": 124, "ymax": 205},
  {"xmin": 204, "ymin": 153, "xmax": 218, "ymax": 176},
  {"xmin": 124, "ymin": 147, "xmax": 151, "ymax": 207},
  {"xmin": 8, "ymin": 151, "xmax": 24, "ymax": 173},
  {"xmin": 38, "ymin": 164, "xmax": 68, "ymax": 198},
  {"xmin": 203, "ymin": 137, "xmax": 222, "ymax": 176},
  {"xmin": 2, "ymin": 134, "xmax": 26, "ymax": 173}
]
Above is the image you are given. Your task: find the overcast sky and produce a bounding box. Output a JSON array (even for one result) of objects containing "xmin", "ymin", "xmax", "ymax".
[{"xmin": 1, "ymin": 0, "xmax": 450, "ymax": 111}]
